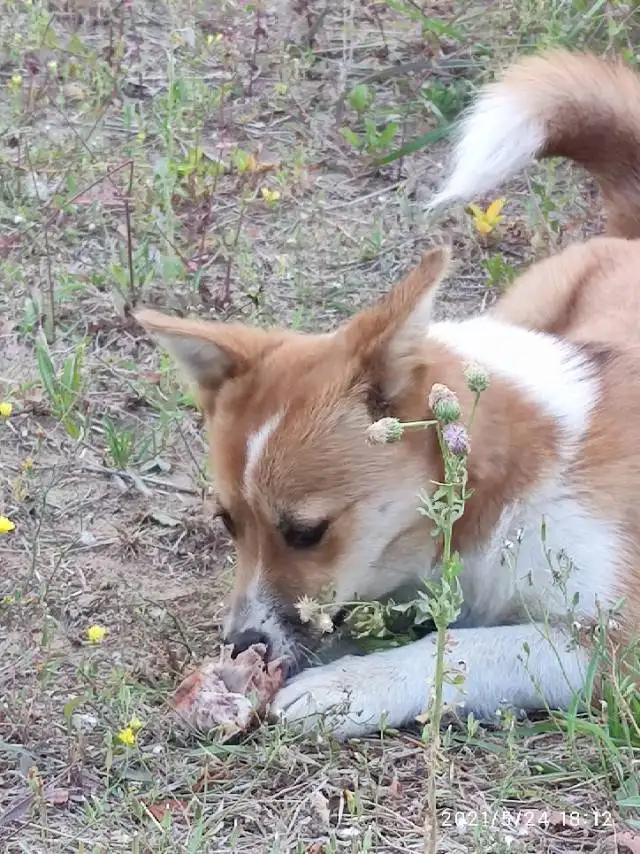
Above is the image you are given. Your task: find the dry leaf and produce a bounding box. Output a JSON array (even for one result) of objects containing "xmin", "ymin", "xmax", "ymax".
[
  {"xmin": 145, "ymin": 799, "xmax": 189, "ymax": 822},
  {"xmin": 615, "ymin": 832, "xmax": 640, "ymax": 854},
  {"xmin": 309, "ymin": 789, "xmax": 331, "ymax": 829},
  {"xmin": 170, "ymin": 644, "xmax": 286, "ymax": 738},
  {"xmin": 63, "ymin": 82, "xmax": 88, "ymax": 102},
  {"xmin": 46, "ymin": 788, "xmax": 69, "ymax": 806},
  {"xmin": 387, "ymin": 775, "xmax": 403, "ymax": 800},
  {"xmin": 191, "ymin": 765, "xmax": 230, "ymax": 792}
]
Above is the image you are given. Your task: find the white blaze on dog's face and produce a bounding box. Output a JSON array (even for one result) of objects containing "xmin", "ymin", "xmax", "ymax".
[{"xmin": 135, "ymin": 248, "xmax": 450, "ymax": 668}]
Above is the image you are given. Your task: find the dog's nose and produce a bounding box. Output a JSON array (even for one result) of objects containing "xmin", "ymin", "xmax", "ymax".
[{"xmin": 227, "ymin": 628, "xmax": 272, "ymax": 658}]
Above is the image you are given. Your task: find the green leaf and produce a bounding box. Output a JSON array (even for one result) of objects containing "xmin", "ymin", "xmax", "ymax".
[
  {"xmin": 63, "ymin": 695, "xmax": 86, "ymax": 722},
  {"xmin": 375, "ymin": 124, "xmax": 452, "ymax": 166},
  {"xmin": 340, "ymin": 127, "xmax": 361, "ymax": 149}
]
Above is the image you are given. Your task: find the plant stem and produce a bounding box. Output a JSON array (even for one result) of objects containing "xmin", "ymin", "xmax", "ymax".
[{"xmin": 425, "ymin": 427, "xmax": 457, "ymax": 854}]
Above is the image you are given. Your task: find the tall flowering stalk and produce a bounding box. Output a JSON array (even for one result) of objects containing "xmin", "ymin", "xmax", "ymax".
[{"xmin": 365, "ymin": 361, "xmax": 490, "ymax": 854}]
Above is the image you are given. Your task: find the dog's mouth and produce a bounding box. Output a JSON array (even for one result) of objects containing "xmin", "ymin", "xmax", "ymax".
[
  {"xmin": 227, "ymin": 604, "xmax": 351, "ymax": 681},
  {"xmin": 276, "ymin": 606, "xmax": 350, "ymax": 679}
]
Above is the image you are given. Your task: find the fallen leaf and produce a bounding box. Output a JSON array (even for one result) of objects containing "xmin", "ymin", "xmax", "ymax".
[
  {"xmin": 615, "ymin": 832, "xmax": 640, "ymax": 854},
  {"xmin": 63, "ymin": 82, "xmax": 88, "ymax": 101},
  {"xmin": 145, "ymin": 799, "xmax": 189, "ymax": 822},
  {"xmin": 170, "ymin": 644, "xmax": 286, "ymax": 738},
  {"xmin": 191, "ymin": 765, "xmax": 230, "ymax": 792},
  {"xmin": 309, "ymin": 789, "xmax": 331, "ymax": 829},
  {"xmin": 148, "ymin": 510, "xmax": 182, "ymax": 528},
  {"xmin": 0, "ymin": 235, "xmax": 21, "ymax": 257},
  {"xmin": 387, "ymin": 775, "xmax": 403, "ymax": 800},
  {"xmin": 46, "ymin": 788, "xmax": 69, "ymax": 806}
]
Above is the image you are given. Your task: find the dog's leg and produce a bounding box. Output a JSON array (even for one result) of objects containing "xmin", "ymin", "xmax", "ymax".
[{"xmin": 273, "ymin": 623, "xmax": 590, "ymax": 740}]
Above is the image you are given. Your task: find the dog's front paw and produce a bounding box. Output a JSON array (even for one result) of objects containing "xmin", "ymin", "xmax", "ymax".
[{"xmin": 272, "ymin": 654, "xmax": 415, "ymax": 740}]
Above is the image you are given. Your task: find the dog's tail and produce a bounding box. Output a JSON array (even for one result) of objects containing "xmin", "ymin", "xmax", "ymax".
[{"xmin": 430, "ymin": 51, "xmax": 640, "ymax": 239}]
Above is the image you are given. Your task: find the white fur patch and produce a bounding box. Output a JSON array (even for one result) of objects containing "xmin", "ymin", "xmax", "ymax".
[
  {"xmin": 459, "ymin": 490, "xmax": 621, "ymax": 628},
  {"xmin": 274, "ymin": 621, "xmax": 590, "ymax": 739},
  {"xmin": 429, "ymin": 89, "xmax": 544, "ymax": 209},
  {"xmin": 244, "ymin": 411, "xmax": 283, "ymax": 489},
  {"xmin": 429, "ymin": 317, "xmax": 598, "ymax": 458}
]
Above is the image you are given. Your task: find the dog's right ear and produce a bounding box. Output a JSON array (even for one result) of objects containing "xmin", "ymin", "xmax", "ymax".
[{"xmin": 135, "ymin": 309, "xmax": 277, "ymax": 405}]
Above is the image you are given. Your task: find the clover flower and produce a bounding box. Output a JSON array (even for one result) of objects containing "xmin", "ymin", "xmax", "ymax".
[{"xmin": 366, "ymin": 417, "xmax": 404, "ymax": 445}]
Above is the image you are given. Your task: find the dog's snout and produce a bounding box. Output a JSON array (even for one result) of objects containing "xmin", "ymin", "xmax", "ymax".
[{"xmin": 227, "ymin": 628, "xmax": 272, "ymax": 658}]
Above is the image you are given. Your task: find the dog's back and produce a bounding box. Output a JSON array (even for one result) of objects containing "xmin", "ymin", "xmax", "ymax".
[{"xmin": 434, "ymin": 50, "xmax": 640, "ymax": 640}]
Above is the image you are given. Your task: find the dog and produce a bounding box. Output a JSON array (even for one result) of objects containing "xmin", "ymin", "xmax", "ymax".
[{"xmin": 137, "ymin": 50, "xmax": 640, "ymax": 740}]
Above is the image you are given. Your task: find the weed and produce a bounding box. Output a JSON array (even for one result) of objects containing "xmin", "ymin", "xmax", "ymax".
[
  {"xmin": 482, "ymin": 253, "xmax": 517, "ymax": 291},
  {"xmin": 340, "ymin": 118, "xmax": 399, "ymax": 156},
  {"xmin": 35, "ymin": 334, "xmax": 87, "ymax": 440}
]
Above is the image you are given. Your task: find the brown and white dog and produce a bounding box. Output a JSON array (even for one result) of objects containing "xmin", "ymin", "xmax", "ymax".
[{"xmin": 137, "ymin": 51, "xmax": 640, "ymax": 739}]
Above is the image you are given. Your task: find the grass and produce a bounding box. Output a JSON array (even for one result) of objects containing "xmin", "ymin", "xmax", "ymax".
[{"xmin": 1, "ymin": 0, "xmax": 640, "ymax": 852}]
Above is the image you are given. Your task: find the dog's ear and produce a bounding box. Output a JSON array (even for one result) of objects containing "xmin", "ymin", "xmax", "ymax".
[
  {"xmin": 135, "ymin": 309, "xmax": 278, "ymax": 407},
  {"xmin": 341, "ymin": 246, "xmax": 451, "ymax": 400}
]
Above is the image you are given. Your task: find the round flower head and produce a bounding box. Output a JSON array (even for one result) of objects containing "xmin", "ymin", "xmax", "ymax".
[
  {"xmin": 295, "ymin": 595, "xmax": 320, "ymax": 624},
  {"xmin": 117, "ymin": 726, "xmax": 137, "ymax": 746},
  {"xmin": 463, "ymin": 362, "xmax": 490, "ymax": 394},
  {"xmin": 315, "ymin": 612, "xmax": 334, "ymax": 634},
  {"xmin": 442, "ymin": 422, "xmax": 470, "ymax": 456},
  {"xmin": 428, "ymin": 383, "xmax": 461, "ymax": 424},
  {"xmin": 366, "ymin": 417, "xmax": 404, "ymax": 445},
  {"xmin": 86, "ymin": 624, "xmax": 107, "ymax": 644}
]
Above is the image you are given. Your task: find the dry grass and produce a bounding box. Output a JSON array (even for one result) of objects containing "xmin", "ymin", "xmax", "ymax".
[{"xmin": 1, "ymin": 1, "xmax": 640, "ymax": 851}]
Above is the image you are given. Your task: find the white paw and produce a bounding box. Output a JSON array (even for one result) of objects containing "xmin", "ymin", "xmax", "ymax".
[{"xmin": 272, "ymin": 654, "xmax": 410, "ymax": 740}]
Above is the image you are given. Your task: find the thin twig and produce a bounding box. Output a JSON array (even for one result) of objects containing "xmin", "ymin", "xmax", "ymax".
[
  {"xmin": 23, "ymin": 142, "xmax": 56, "ymax": 342},
  {"xmin": 124, "ymin": 159, "xmax": 136, "ymax": 303}
]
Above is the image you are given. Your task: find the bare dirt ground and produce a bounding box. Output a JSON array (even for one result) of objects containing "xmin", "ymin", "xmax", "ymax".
[{"xmin": 1, "ymin": 1, "xmax": 640, "ymax": 852}]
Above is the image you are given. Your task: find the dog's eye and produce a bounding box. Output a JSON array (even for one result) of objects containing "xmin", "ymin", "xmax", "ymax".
[
  {"xmin": 281, "ymin": 520, "xmax": 329, "ymax": 550},
  {"xmin": 218, "ymin": 510, "xmax": 236, "ymax": 538}
]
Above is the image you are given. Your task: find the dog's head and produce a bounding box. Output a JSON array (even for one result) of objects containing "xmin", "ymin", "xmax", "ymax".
[{"xmin": 136, "ymin": 248, "xmax": 452, "ymax": 671}]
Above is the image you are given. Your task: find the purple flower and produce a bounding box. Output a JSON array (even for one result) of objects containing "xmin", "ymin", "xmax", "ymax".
[{"xmin": 442, "ymin": 422, "xmax": 470, "ymax": 456}]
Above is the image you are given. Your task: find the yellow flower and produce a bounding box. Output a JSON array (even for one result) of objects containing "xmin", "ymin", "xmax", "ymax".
[
  {"xmin": 128, "ymin": 716, "xmax": 143, "ymax": 732},
  {"xmin": 261, "ymin": 187, "xmax": 280, "ymax": 205},
  {"xmin": 8, "ymin": 74, "xmax": 22, "ymax": 90},
  {"xmin": 117, "ymin": 726, "xmax": 136, "ymax": 746},
  {"xmin": 468, "ymin": 199, "xmax": 505, "ymax": 236},
  {"xmin": 0, "ymin": 402, "xmax": 13, "ymax": 417},
  {"xmin": 86, "ymin": 624, "xmax": 107, "ymax": 644},
  {"xmin": 0, "ymin": 516, "xmax": 15, "ymax": 534},
  {"xmin": 22, "ymin": 457, "xmax": 34, "ymax": 471}
]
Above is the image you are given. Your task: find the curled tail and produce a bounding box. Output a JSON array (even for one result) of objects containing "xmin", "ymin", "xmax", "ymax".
[{"xmin": 431, "ymin": 51, "xmax": 640, "ymax": 239}]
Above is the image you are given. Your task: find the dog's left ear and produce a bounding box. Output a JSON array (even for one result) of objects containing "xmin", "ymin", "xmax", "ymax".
[{"xmin": 342, "ymin": 245, "xmax": 451, "ymax": 399}]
